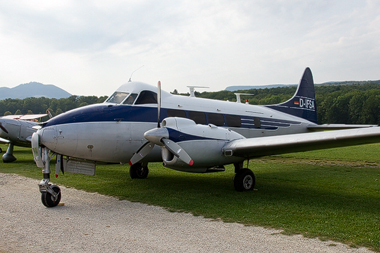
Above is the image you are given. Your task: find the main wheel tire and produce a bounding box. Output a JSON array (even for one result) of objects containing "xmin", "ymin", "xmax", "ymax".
[
  {"xmin": 41, "ymin": 185, "xmax": 61, "ymax": 207},
  {"xmin": 234, "ymin": 169, "xmax": 255, "ymax": 191},
  {"xmin": 129, "ymin": 163, "xmax": 149, "ymax": 179}
]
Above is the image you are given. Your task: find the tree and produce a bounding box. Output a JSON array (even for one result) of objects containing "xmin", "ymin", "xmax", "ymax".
[
  {"xmin": 348, "ymin": 92, "xmax": 366, "ymax": 124},
  {"xmin": 55, "ymin": 108, "xmax": 63, "ymax": 115},
  {"xmin": 361, "ymin": 94, "xmax": 380, "ymax": 124}
]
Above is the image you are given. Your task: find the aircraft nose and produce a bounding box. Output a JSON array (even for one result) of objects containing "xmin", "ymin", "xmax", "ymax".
[{"xmin": 38, "ymin": 126, "xmax": 59, "ymax": 150}]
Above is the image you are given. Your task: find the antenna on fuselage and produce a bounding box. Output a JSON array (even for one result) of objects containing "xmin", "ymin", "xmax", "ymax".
[
  {"xmin": 187, "ymin": 86, "xmax": 209, "ymax": 97},
  {"xmin": 234, "ymin": 93, "xmax": 254, "ymax": 103},
  {"xmin": 128, "ymin": 65, "xmax": 144, "ymax": 82}
]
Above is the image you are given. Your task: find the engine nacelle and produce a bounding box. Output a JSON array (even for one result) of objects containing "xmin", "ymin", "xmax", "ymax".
[{"xmin": 158, "ymin": 117, "xmax": 245, "ymax": 172}]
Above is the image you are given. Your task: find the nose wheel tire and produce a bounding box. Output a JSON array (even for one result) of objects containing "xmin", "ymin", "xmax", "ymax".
[
  {"xmin": 41, "ymin": 185, "xmax": 61, "ymax": 207},
  {"xmin": 234, "ymin": 169, "xmax": 255, "ymax": 191}
]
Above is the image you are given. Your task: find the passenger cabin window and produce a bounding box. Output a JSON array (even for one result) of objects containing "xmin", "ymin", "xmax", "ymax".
[
  {"xmin": 135, "ymin": 91, "xmax": 157, "ymax": 104},
  {"xmin": 123, "ymin": 93, "xmax": 138, "ymax": 105},
  {"xmin": 105, "ymin": 92, "xmax": 129, "ymax": 104},
  {"xmin": 167, "ymin": 109, "xmax": 187, "ymax": 118},
  {"xmin": 208, "ymin": 113, "xmax": 225, "ymax": 126},
  {"xmin": 226, "ymin": 114, "xmax": 241, "ymax": 127},
  {"xmin": 188, "ymin": 111, "xmax": 207, "ymax": 124}
]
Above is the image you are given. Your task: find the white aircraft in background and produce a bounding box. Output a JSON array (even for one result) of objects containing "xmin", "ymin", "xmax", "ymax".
[
  {"xmin": 31, "ymin": 68, "xmax": 380, "ymax": 207},
  {"xmin": 0, "ymin": 114, "xmax": 47, "ymax": 162}
]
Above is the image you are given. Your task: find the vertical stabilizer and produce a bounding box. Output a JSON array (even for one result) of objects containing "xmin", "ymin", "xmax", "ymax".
[{"xmin": 266, "ymin": 67, "xmax": 317, "ymax": 124}]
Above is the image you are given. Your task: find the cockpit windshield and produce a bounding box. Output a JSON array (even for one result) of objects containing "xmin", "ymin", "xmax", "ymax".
[
  {"xmin": 105, "ymin": 90, "xmax": 157, "ymax": 105},
  {"xmin": 123, "ymin": 93, "xmax": 138, "ymax": 105},
  {"xmin": 105, "ymin": 92, "xmax": 129, "ymax": 104}
]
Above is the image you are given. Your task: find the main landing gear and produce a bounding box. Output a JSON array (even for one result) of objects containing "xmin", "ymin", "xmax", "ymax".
[
  {"xmin": 233, "ymin": 162, "xmax": 255, "ymax": 191},
  {"xmin": 2, "ymin": 143, "xmax": 17, "ymax": 163},
  {"xmin": 129, "ymin": 163, "xmax": 149, "ymax": 179}
]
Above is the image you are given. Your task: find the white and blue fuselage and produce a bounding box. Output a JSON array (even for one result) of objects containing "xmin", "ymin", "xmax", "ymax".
[{"xmin": 37, "ymin": 81, "xmax": 316, "ymax": 166}]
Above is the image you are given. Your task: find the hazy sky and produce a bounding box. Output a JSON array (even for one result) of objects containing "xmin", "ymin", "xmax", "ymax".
[{"xmin": 0, "ymin": 0, "xmax": 379, "ymax": 96}]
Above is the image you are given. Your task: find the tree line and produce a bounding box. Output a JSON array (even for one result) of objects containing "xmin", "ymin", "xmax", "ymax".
[
  {"xmin": 181, "ymin": 82, "xmax": 380, "ymax": 125},
  {"xmin": 1, "ymin": 82, "xmax": 380, "ymax": 125},
  {"xmin": 0, "ymin": 95, "xmax": 107, "ymax": 118}
]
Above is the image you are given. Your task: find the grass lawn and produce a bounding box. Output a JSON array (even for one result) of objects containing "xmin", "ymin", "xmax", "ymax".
[{"xmin": 1, "ymin": 143, "xmax": 379, "ymax": 251}]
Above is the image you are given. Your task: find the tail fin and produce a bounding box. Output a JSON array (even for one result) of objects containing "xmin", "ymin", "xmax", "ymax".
[{"xmin": 266, "ymin": 67, "xmax": 317, "ymax": 124}]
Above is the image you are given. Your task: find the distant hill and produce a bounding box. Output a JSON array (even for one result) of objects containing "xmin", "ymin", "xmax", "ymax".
[
  {"xmin": 0, "ymin": 82, "xmax": 72, "ymax": 100},
  {"xmin": 225, "ymin": 80, "xmax": 380, "ymax": 91}
]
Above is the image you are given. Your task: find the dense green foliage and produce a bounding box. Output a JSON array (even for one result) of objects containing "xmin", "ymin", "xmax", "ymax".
[
  {"xmin": 0, "ymin": 95, "xmax": 108, "ymax": 117},
  {"xmin": 1, "ymin": 144, "xmax": 380, "ymax": 251}
]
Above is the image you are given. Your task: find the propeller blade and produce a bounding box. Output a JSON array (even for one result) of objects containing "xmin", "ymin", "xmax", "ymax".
[
  {"xmin": 157, "ymin": 81, "xmax": 161, "ymax": 128},
  {"xmin": 0, "ymin": 123, "xmax": 8, "ymax": 134},
  {"xmin": 161, "ymin": 138, "xmax": 194, "ymax": 166},
  {"xmin": 129, "ymin": 141, "xmax": 155, "ymax": 166}
]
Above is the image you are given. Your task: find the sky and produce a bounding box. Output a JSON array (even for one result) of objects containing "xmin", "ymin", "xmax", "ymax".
[{"xmin": 0, "ymin": 0, "xmax": 380, "ymax": 96}]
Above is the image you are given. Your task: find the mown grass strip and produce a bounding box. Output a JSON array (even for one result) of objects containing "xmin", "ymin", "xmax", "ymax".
[{"xmin": 1, "ymin": 143, "xmax": 379, "ymax": 251}]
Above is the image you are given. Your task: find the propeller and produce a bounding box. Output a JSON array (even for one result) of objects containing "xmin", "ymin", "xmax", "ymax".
[
  {"xmin": 0, "ymin": 122, "xmax": 9, "ymax": 134},
  {"xmin": 157, "ymin": 81, "xmax": 161, "ymax": 128},
  {"xmin": 129, "ymin": 81, "xmax": 194, "ymax": 166},
  {"xmin": 128, "ymin": 141, "xmax": 155, "ymax": 166},
  {"xmin": 160, "ymin": 138, "xmax": 194, "ymax": 166}
]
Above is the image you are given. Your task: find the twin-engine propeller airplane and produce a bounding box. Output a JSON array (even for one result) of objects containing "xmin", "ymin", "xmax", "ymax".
[
  {"xmin": 31, "ymin": 68, "xmax": 380, "ymax": 207},
  {"xmin": 0, "ymin": 114, "xmax": 47, "ymax": 162}
]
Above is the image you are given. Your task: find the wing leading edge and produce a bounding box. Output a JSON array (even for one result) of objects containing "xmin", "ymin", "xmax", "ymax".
[{"xmin": 223, "ymin": 127, "xmax": 380, "ymax": 158}]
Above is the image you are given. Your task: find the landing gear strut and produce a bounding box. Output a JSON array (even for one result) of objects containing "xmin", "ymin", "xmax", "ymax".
[
  {"xmin": 129, "ymin": 163, "xmax": 149, "ymax": 179},
  {"xmin": 2, "ymin": 143, "xmax": 16, "ymax": 163},
  {"xmin": 234, "ymin": 162, "xmax": 255, "ymax": 191},
  {"xmin": 37, "ymin": 147, "xmax": 62, "ymax": 207}
]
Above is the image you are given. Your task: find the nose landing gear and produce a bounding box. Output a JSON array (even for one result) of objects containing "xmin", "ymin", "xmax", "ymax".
[
  {"xmin": 40, "ymin": 182, "xmax": 61, "ymax": 207},
  {"xmin": 32, "ymin": 135, "xmax": 62, "ymax": 207}
]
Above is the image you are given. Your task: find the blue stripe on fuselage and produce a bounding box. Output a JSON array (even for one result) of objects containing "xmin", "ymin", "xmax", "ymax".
[
  {"xmin": 167, "ymin": 128, "xmax": 222, "ymax": 142},
  {"xmin": 44, "ymin": 104, "xmax": 158, "ymax": 127},
  {"xmin": 43, "ymin": 103, "xmax": 303, "ymax": 131}
]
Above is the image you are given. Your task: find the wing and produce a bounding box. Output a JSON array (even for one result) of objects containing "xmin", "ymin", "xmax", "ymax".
[
  {"xmin": 2, "ymin": 114, "xmax": 47, "ymax": 120},
  {"xmin": 308, "ymin": 124, "xmax": 377, "ymax": 131},
  {"xmin": 223, "ymin": 127, "xmax": 380, "ymax": 158}
]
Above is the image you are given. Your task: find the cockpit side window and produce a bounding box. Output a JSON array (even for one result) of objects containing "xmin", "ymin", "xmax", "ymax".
[
  {"xmin": 123, "ymin": 93, "xmax": 138, "ymax": 105},
  {"xmin": 105, "ymin": 92, "xmax": 129, "ymax": 104},
  {"xmin": 135, "ymin": 90, "xmax": 157, "ymax": 104}
]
